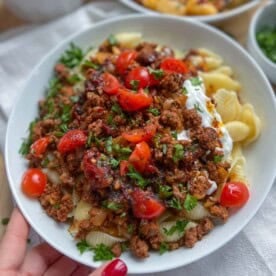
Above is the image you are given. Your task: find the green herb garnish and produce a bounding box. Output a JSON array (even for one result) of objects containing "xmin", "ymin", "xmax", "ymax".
[
  {"xmin": 109, "ymin": 157, "xmax": 120, "ymax": 168},
  {"xmin": 60, "ymin": 43, "xmax": 84, "ymax": 68},
  {"xmin": 93, "ymin": 244, "xmax": 114, "ymax": 261},
  {"xmin": 47, "ymin": 77, "xmax": 62, "ymax": 98},
  {"xmin": 82, "ymin": 60, "xmax": 100, "ymax": 70},
  {"xmin": 127, "ymin": 224, "xmax": 134, "ymax": 234},
  {"xmin": 130, "ymin": 80, "xmax": 140, "ymax": 91},
  {"xmin": 107, "ymin": 34, "xmax": 118, "ymax": 46},
  {"xmin": 167, "ymin": 197, "xmax": 182, "ymax": 210},
  {"xmin": 182, "ymin": 87, "xmax": 188, "ymax": 95},
  {"xmin": 127, "ymin": 166, "xmax": 148, "ymax": 188},
  {"xmin": 213, "ymin": 155, "xmax": 223, "ymax": 163},
  {"xmin": 19, "ymin": 120, "xmax": 37, "ymax": 155},
  {"xmin": 105, "ymin": 136, "xmax": 113, "ymax": 154},
  {"xmin": 184, "ymin": 194, "xmax": 197, "ymax": 211},
  {"xmin": 102, "ymin": 201, "xmax": 122, "ymax": 211},
  {"xmin": 76, "ymin": 240, "xmax": 92, "ymax": 254},
  {"xmin": 148, "ymin": 67, "xmax": 164, "ymax": 80},
  {"xmin": 41, "ymin": 157, "xmax": 50, "ymax": 167},
  {"xmin": 67, "ymin": 74, "xmax": 81, "ymax": 85},
  {"xmin": 147, "ymin": 107, "xmax": 160, "ymax": 116},
  {"xmin": 190, "ymin": 77, "xmax": 202, "ymax": 86},
  {"xmin": 159, "ymin": 242, "xmax": 169, "ymax": 255},
  {"xmin": 163, "ymin": 220, "xmax": 189, "ymax": 236},
  {"xmin": 173, "ymin": 144, "xmax": 185, "ymax": 163},
  {"xmin": 171, "ymin": 130, "xmax": 177, "ymax": 139},
  {"xmin": 70, "ymin": 95, "xmax": 79, "ymax": 103},
  {"xmin": 194, "ymin": 103, "xmax": 203, "ymax": 113},
  {"xmin": 159, "ymin": 184, "xmax": 173, "ymax": 199}
]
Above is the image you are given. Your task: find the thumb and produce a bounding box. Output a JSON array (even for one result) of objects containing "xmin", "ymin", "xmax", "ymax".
[{"xmin": 88, "ymin": 259, "xmax": 127, "ymax": 276}]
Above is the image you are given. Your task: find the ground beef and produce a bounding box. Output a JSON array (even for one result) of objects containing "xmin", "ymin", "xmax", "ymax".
[
  {"xmin": 183, "ymin": 109, "xmax": 202, "ymax": 128},
  {"xmin": 209, "ymin": 204, "xmax": 229, "ymax": 221},
  {"xmin": 183, "ymin": 227, "xmax": 198, "ymax": 248},
  {"xmin": 197, "ymin": 218, "xmax": 214, "ymax": 239},
  {"xmin": 206, "ymin": 161, "xmax": 229, "ymax": 184},
  {"xmin": 160, "ymin": 110, "xmax": 182, "ymax": 130},
  {"xmin": 188, "ymin": 171, "xmax": 211, "ymax": 199},
  {"xmin": 111, "ymin": 243, "xmax": 123, "ymax": 257},
  {"xmin": 130, "ymin": 236, "xmax": 149, "ymax": 258},
  {"xmin": 160, "ymin": 73, "xmax": 185, "ymax": 95}
]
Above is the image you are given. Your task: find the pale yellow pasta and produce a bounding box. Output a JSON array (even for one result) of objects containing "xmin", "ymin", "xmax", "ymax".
[
  {"xmin": 213, "ymin": 89, "xmax": 242, "ymax": 122},
  {"xmin": 74, "ymin": 200, "xmax": 92, "ymax": 221},
  {"xmin": 239, "ymin": 104, "xmax": 261, "ymax": 145},
  {"xmin": 86, "ymin": 231, "xmax": 126, "ymax": 247},
  {"xmin": 229, "ymin": 163, "xmax": 248, "ymax": 184},
  {"xmin": 160, "ymin": 221, "xmax": 197, "ymax": 242},
  {"xmin": 115, "ymin": 32, "xmax": 142, "ymax": 48},
  {"xmin": 197, "ymin": 48, "xmax": 223, "ymax": 70},
  {"xmin": 199, "ymin": 71, "xmax": 241, "ymax": 95},
  {"xmin": 143, "ymin": 0, "xmax": 186, "ymax": 15},
  {"xmin": 186, "ymin": 0, "xmax": 217, "ymax": 15},
  {"xmin": 212, "ymin": 66, "xmax": 233, "ymax": 76},
  {"xmin": 185, "ymin": 203, "xmax": 210, "ymax": 220},
  {"xmin": 225, "ymin": 121, "xmax": 250, "ymax": 142}
]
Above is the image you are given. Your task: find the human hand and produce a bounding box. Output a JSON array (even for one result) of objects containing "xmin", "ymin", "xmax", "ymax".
[{"xmin": 0, "ymin": 208, "xmax": 128, "ymax": 276}]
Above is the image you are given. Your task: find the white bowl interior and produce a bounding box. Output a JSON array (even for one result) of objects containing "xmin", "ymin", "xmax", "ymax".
[
  {"xmin": 119, "ymin": 0, "xmax": 260, "ymax": 23},
  {"xmin": 248, "ymin": 2, "xmax": 276, "ymax": 84},
  {"xmin": 5, "ymin": 15, "xmax": 276, "ymax": 274}
]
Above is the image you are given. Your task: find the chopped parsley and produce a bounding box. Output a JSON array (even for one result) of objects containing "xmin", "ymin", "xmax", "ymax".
[
  {"xmin": 148, "ymin": 67, "xmax": 164, "ymax": 80},
  {"xmin": 194, "ymin": 103, "xmax": 203, "ymax": 113},
  {"xmin": 60, "ymin": 104, "xmax": 72, "ymax": 123},
  {"xmin": 111, "ymin": 103, "xmax": 123, "ymax": 114},
  {"xmin": 93, "ymin": 244, "xmax": 114, "ymax": 261},
  {"xmin": 60, "ymin": 43, "xmax": 84, "ymax": 68},
  {"xmin": 159, "ymin": 242, "xmax": 169, "ymax": 255},
  {"xmin": 182, "ymin": 87, "xmax": 188, "ymax": 95},
  {"xmin": 127, "ymin": 166, "xmax": 148, "ymax": 188},
  {"xmin": 47, "ymin": 77, "xmax": 62, "ymax": 98},
  {"xmin": 107, "ymin": 34, "xmax": 118, "ymax": 46},
  {"xmin": 190, "ymin": 77, "xmax": 202, "ymax": 86},
  {"xmin": 82, "ymin": 60, "xmax": 100, "ymax": 70},
  {"xmin": 130, "ymin": 80, "xmax": 140, "ymax": 91},
  {"xmin": 173, "ymin": 144, "xmax": 185, "ymax": 163},
  {"xmin": 19, "ymin": 120, "xmax": 37, "ymax": 155},
  {"xmin": 86, "ymin": 132, "xmax": 93, "ymax": 148},
  {"xmin": 67, "ymin": 74, "xmax": 81, "ymax": 85},
  {"xmin": 76, "ymin": 240, "xmax": 92, "ymax": 254},
  {"xmin": 112, "ymin": 144, "xmax": 132, "ymax": 159},
  {"xmin": 163, "ymin": 220, "xmax": 189, "ymax": 236},
  {"xmin": 59, "ymin": 123, "xmax": 69, "ymax": 133},
  {"xmin": 167, "ymin": 197, "xmax": 182, "ymax": 210},
  {"xmin": 105, "ymin": 136, "xmax": 113, "ymax": 154},
  {"xmin": 53, "ymin": 203, "xmax": 60, "ymax": 210},
  {"xmin": 171, "ymin": 130, "xmax": 178, "ymax": 139},
  {"xmin": 1, "ymin": 217, "xmax": 9, "ymax": 226},
  {"xmin": 184, "ymin": 194, "xmax": 197, "ymax": 211},
  {"xmin": 41, "ymin": 157, "xmax": 50, "ymax": 167},
  {"xmin": 214, "ymin": 155, "xmax": 223, "ymax": 163},
  {"xmin": 147, "ymin": 107, "xmax": 160, "ymax": 116},
  {"xmin": 127, "ymin": 224, "xmax": 134, "ymax": 234},
  {"xmin": 109, "ymin": 157, "xmax": 120, "ymax": 168},
  {"xmin": 102, "ymin": 201, "xmax": 122, "ymax": 211},
  {"xmin": 159, "ymin": 184, "xmax": 173, "ymax": 199}
]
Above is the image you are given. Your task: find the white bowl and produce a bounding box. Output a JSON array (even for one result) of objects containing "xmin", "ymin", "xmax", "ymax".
[
  {"xmin": 120, "ymin": 0, "xmax": 260, "ymax": 23},
  {"xmin": 247, "ymin": 1, "xmax": 276, "ymax": 84},
  {"xmin": 5, "ymin": 15, "xmax": 276, "ymax": 274}
]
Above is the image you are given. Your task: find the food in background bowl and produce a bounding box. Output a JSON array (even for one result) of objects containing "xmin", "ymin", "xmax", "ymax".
[
  {"xmin": 135, "ymin": 0, "xmax": 249, "ymax": 16},
  {"xmin": 19, "ymin": 32, "xmax": 260, "ymax": 260}
]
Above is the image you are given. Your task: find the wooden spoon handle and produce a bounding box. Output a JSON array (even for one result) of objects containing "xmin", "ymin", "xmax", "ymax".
[{"xmin": 0, "ymin": 153, "xmax": 13, "ymax": 240}]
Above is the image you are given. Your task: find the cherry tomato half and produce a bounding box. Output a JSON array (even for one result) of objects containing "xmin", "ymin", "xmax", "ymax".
[
  {"xmin": 30, "ymin": 137, "xmax": 50, "ymax": 157},
  {"xmin": 116, "ymin": 50, "xmax": 137, "ymax": 75},
  {"xmin": 220, "ymin": 182, "xmax": 250, "ymax": 208},
  {"xmin": 160, "ymin": 58, "xmax": 188, "ymax": 74},
  {"xmin": 125, "ymin": 67, "xmax": 150, "ymax": 90},
  {"xmin": 117, "ymin": 88, "xmax": 153, "ymax": 112},
  {"xmin": 57, "ymin": 130, "xmax": 87, "ymax": 154},
  {"xmin": 129, "ymin": 141, "xmax": 151, "ymax": 173},
  {"xmin": 102, "ymin": 72, "xmax": 120, "ymax": 95},
  {"xmin": 122, "ymin": 124, "xmax": 157, "ymax": 143},
  {"xmin": 131, "ymin": 189, "xmax": 165, "ymax": 219},
  {"xmin": 22, "ymin": 168, "xmax": 47, "ymax": 198}
]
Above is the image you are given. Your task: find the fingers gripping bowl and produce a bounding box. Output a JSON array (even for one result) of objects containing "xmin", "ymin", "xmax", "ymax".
[{"xmin": 5, "ymin": 15, "xmax": 276, "ymax": 273}]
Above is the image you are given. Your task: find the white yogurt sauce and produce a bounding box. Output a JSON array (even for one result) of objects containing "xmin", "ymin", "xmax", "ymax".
[{"xmin": 183, "ymin": 77, "xmax": 233, "ymax": 159}]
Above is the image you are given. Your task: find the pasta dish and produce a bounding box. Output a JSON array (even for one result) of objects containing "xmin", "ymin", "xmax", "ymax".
[{"xmin": 19, "ymin": 33, "xmax": 261, "ymax": 260}]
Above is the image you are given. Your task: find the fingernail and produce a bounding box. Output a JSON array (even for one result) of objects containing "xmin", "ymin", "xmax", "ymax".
[{"xmin": 102, "ymin": 259, "xmax": 127, "ymax": 276}]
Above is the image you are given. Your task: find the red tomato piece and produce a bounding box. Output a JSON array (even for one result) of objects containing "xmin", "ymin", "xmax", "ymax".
[
  {"xmin": 117, "ymin": 88, "xmax": 153, "ymax": 112},
  {"xmin": 120, "ymin": 160, "xmax": 129, "ymax": 176},
  {"xmin": 116, "ymin": 50, "xmax": 137, "ymax": 75},
  {"xmin": 102, "ymin": 72, "xmax": 120, "ymax": 95},
  {"xmin": 57, "ymin": 130, "xmax": 87, "ymax": 154},
  {"xmin": 83, "ymin": 151, "xmax": 111, "ymax": 189},
  {"xmin": 131, "ymin": 189, "xmax": 165, "ymax": 219},
  {"xmin": 125, "ymin": 67, "xmax": 150, "ymax": 90},
  {"xmin": 30, "ymin": 137, "xmax": 50, "ymax": 157},
  {"xmin": 160, "ymin": 58, "xmax": 188, "ymax": 74},
  {"xmin": 220, "ymin": 182, "xmax": 250, "ymax": 208},
  {"xmin": 122, "ymin": 124, "xmax": 157, "ymax": 143},
  {"xmin": 21, "ymin": 168, "xmax": 47, "ymax": 198},
  {"xmin": 129, "ymin": 141, "xmax": 151, "ymax": 173}
]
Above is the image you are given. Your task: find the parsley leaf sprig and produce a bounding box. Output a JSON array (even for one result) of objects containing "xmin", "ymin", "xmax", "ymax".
[
  {"xmin": 173, "ymin": 144, "xmax": 185, "ymax": 163},
  {"xmin": 127, "ymin": 166, "xmax": 149, "ymax": 188},
  {"xmin": 159, "ymin": 242, "xmax": 169, "ymax": 255},
  {"xmin": 60, "ymin": 43, "xmax": 84, "ymax": 68},
  {"xmin": 163, "ymin": 220, "xmax": 189, "ymax": 236},
  {"xmin": 93, "ymin": 244, "xmax": 114, "ymax": 261},
  {"xmin": 19, "ymin": 120, "xmax": 37, "ymax": 155}
]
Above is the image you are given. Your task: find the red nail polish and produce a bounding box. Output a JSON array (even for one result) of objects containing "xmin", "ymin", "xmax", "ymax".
[{"xmin": 102, "ymin": 259, "xmax": 127, "ymax": 276}]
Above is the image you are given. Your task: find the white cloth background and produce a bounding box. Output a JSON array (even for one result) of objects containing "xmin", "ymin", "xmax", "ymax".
[{"xmin": 0, "ymin": 1, "xmax": 275, "ymax": 275}]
